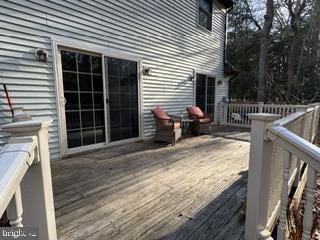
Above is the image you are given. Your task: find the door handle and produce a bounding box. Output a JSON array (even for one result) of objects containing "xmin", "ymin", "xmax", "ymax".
[{"xmin": 61, "ymin": 96, "xmax": 66, "ymax": 106}]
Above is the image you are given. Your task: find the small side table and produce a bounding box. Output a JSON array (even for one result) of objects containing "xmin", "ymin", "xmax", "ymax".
[{"xmin": 181, "ymin": 119, "xmax": 194, "ymax": 137}]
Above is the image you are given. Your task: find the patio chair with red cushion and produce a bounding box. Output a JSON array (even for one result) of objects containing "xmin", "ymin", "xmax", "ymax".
[
  {"xmin": 151, "ymin": 106, "xmax": 182, "ymax": 145},
  {"xmin": 186, "ymin": 106, "xmax": 213, "ymax": 135}
]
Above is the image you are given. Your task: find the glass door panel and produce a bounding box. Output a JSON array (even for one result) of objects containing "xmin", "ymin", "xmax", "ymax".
[
  {"xmin": 107, "ymin": 57, "xmax": 139, "ymax": 142},
  {"xmin": 195, "ymin": 74, "xmax": 215, "ymax": 118},
  {"xmin": 61, "ymin": 50, "xmax": 105, "ymax": 149},
  {"xmin": 196, "ymin": 73, "xmax": 207, "ymax": 112},
  {"xmin": 207, "ymin": 76, "xmax": 215, "ymax": 118}
]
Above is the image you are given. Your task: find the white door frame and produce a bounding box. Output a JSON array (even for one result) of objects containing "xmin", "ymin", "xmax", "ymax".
[{"xmin": 52, "ymin": 38, "xmax": 143, "ymax": 157}]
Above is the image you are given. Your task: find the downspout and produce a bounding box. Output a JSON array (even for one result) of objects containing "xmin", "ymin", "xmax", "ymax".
[
  {"xmin": 224, "ymin": 6, "xmax": 234, "ymax": 62},
  {"xmin": 220, "ymin": 5, "xmax": 235, "ymax": 126}
]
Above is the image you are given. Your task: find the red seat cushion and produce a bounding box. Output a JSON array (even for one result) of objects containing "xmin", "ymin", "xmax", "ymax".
[
  {"xmin": 187, "ymin": 106, "xmax": 205, "ymax": 119},
  {"xmin": 152, "ymin": 106, "xmax": 170, "ymax": 120},
  {"xmin": 199, "ymin": 118, "xmax": 211, "ymax": 123}
]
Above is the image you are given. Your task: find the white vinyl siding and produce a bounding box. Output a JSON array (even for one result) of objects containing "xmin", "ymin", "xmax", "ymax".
[{"xmin": 0, "ymin": 0, "xmax": 227, "ymax": 160}]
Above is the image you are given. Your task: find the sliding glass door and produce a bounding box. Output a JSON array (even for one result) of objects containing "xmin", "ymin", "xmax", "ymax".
[
  {"xmin": 106, "ymin": 57, "xmax": 139, "ymax": 142},
  {"xmin": 61, "ymin": 50, "xmax": 105, "ymax": 149},
  {"xmin": 60, "ymin": 48, "xmax": 140, "ymax": 151},
  {"xmin": 195, "ymin": 73, "xmax": 215, "ymax": 118}
]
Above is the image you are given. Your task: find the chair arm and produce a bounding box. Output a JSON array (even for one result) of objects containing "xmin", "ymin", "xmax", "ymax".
[
  {"xmin": 154, "ymin": 117, "xmax": 175, "ymax": 131},
  {"xmin": 188, "ymin": 114, "xmax": 200, "ymax": 121},
  {"xmin": 155, "ymin": 117, "xmax": 174, "ymax": 122},
  {"xmin": 201, "ymin": 112, "xmax": 213, "ymax": 120}
]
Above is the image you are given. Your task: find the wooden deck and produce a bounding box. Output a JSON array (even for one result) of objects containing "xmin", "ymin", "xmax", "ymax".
[{"xmin": 51, "ymin": 134, "xmax": 250, "ymax": 240}]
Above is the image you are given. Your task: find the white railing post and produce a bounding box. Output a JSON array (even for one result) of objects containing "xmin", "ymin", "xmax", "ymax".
[
  {"xmin": 218, "ymin": 102, "xmax": 222, "ymax": 125},
  {"xmin": 245, "ymin": 113, "xmax": 281, "ymax": 240},
  {"xmin": 2, "ymin": 120, "xmax": 57, "ymax": 240},
  {"xmin": 218, "ymin": 102, "xmax": 227, "ymax": 125},
  {"xmin": 309, "ymin": 104, "xmax": 320, "ymax": 142}
]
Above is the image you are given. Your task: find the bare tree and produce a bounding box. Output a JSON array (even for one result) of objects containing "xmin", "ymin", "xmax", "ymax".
[
  {"xmin": 286, "ymin": 0, "xmax": 312, "ymax": 101},
  {"xmin": 228, "ymin": 0, "xmax": 320, "ymax": 104},
  {"xmin": 257, "ymin": 0, "xmax": 275, "ymax": 101}
]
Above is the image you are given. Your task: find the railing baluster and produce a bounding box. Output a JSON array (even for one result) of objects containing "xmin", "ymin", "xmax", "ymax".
[
  {"xmin": 6, "ymin": 186, "xmax": 23, "ymax": 227},
  {"xmin": 228, "ymin": 104, "xmax": 231, "ymax": 125},
  {"xmin": 302, "ymin": 167, "xmax": 317, "ymax": 240},
  {"xmin": 231, "ymin": 104, "xmax": 234, "ymax": 125},
  {"xmin": 240, "ymin": 105, "xmax": 243, "ymax": 125},
  {"xmin": 277, "ymin": 150, "xmax": 292, "ymax": 240}
]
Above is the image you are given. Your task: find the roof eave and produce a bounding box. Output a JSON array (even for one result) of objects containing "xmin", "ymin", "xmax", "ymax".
[
  {"xmin": 224, "ymin": 61, "xmax": 240, "ymax": 76},
  {"xmin": 218, "ymin": 0, "xmax": 234, "ymax": 9}
]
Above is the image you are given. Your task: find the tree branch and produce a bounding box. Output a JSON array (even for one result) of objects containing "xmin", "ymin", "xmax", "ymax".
[{"xmin": 243, "ymin": 0, "xmax": 262, "ymax": 30}]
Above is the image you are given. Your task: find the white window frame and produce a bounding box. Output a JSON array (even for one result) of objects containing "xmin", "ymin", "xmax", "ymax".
[
  {"xmin": 197, "ymin": 0, "xmax": 213, "ymax": 32},
  {"xmin": 52, "ymin": 38, "xmax": 144, "ymax": 157}
]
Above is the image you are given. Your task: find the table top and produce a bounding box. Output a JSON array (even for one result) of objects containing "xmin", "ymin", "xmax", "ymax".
[{"xmin": 182, "ymin": 119, "xmax": 194, "ymax": 123}]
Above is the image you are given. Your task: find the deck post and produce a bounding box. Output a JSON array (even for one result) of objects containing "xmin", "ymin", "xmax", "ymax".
[
  {"xmin": 218, "ymin": 103, "xmax": 227, "ymax": 125},
  {"xmin": 2, "ymin": 120, "xmax": 57, "ymax": 240},
  {"xmin": 293, "ymin": 107, "xmax": 307, "ymax": 188},
  {"xmin": 309, "ymin": 103, "xmax": 320, "ymax": 142},
  {"xmin": 245, "ymin": 113, "xmax": 280, "ymax": 240}
]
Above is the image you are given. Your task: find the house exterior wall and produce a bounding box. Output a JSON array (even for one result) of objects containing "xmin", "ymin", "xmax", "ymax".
[{"xmin": 0, "ymin": 0, "xmax": 228, "ymax": 160}]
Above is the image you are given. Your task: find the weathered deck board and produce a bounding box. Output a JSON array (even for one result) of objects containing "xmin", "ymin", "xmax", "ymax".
[{"xmin": 52, "ymin": 135, "xmax": 250, "ymax": 240}]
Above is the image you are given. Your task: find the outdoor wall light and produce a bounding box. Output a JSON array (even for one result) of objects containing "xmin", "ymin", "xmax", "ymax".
[
  {"xmin": 188, "ymin": 69, "xmax": 196, "ymax": 82},
  {"xmin": 217, "ymin": 80, "xmax": 224, "ymax": 85},
  {"xmin": 142, "ymin": 66, "xmax": 151, "ymax": 75},
  {"xmin": 35, "ymin": 48, "xmax": 48, "ymax": 62},
  {"xmin": 187, "ymin": 74, "xmax": 195, "ymax": 82}
]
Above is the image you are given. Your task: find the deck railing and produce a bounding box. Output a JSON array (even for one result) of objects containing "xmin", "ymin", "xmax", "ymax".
[
  {"xmin": 245, "ymin": 104, "xmax": 320, "ymax": 239},
  {"xmin": 218, "ymin": 102, "xmax": 309, "ymax": 128},
  {"xmin": 0, "ymin": 120, "xmax": 57, "ymax": 240}
]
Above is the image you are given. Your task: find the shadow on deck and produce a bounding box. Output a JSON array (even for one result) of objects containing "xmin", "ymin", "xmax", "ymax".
[
  {"xmin": 212, "ymin": 125, "xmax": 251, "ymax": 142},
  {"xmin": 51, "ymin": 131, "xmax": 250, "ymax": 240}
]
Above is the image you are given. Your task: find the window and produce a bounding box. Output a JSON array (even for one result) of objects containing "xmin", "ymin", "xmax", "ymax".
[
  {"xmin": 195, "ymin": 73, "xmax": 215, "ymax": 118},
  {"xmin": 198, "ymin": 0, "xmax": 213, "ymax": 31}
]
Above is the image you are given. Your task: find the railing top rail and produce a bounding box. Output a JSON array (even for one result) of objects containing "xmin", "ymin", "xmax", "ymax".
[
  {"xmin": 272, "ymin": 106, "xmax": 319, "ymax": 127},
  {"xmin": 261, "ymin": 104, "xmax": 308, "ymax": 107},
  {"xmin": 273, "ymin": 111, "xmax": 306, "ymax": 127},
  {"xmin": 225, "ymin": 103, "xmax": 261, "ymax": 107},
  {"xmin": 225, "ymin": 103, "xmax": 309, "ymax": 107},
  {"xmin": 0, "ymin": 137, "xmax": 36, "ymax": 216},
  {"xmin": 268, "ymin": 125, "xmax": 320, "ymax": 172}
]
